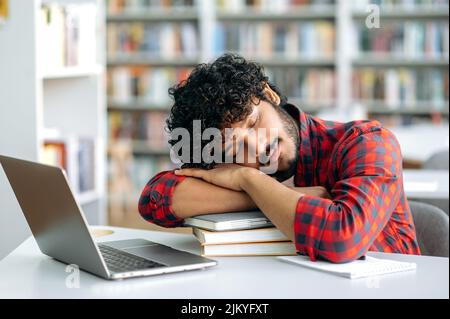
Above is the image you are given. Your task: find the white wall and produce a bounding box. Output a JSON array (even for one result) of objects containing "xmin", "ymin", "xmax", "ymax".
[{"xmin": 0, "ymin": 0, "xmax": 40, "ymax": 260}]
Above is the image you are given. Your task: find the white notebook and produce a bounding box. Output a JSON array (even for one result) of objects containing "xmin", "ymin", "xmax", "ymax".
[{"xmin": 278, "ymin": 255, "xmax": 417, "ymax": 279}]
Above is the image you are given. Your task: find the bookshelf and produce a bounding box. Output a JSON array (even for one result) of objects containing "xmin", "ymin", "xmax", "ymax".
[
  {"xmin": 350, "ymin": 0, "xmax": 449, "ymax": 126},
  {"xmin": 0, "ymin": 0, "xmax": 107, "ymax": 235},
  {"xmin": 104, "ymin": 0, "xmax": 449, "ymax": 229}
]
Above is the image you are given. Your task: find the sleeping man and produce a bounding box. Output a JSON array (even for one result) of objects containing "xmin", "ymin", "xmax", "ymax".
[{"xmin": 138, "ymin": 54, "xmax": 420, "ymax": 263}]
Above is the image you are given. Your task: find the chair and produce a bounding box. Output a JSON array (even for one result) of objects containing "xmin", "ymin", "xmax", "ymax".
[
  {"xmin": 409, "ymin": 201, "xmax": 449, "ymax": 258},
  {"xmin": 423, "ymin": 150, "xmax": 449, "ymax": 170}
]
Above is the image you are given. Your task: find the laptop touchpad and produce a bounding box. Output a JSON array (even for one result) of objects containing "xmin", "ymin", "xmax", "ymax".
[{"xmin": 124, "ymin": 245, "xmax": 205, "ymax": 266}]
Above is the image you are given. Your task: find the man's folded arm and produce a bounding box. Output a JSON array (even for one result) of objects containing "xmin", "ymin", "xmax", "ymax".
[
  {"xmin": 138, "ymin": 170, "xmax": 332, "ymax": 228},
  {"xmin": 294, "ymin": 174, "xmax": 401, "ymax": 263},
  {"xmin": 239, "ymin": 127, "xmax": 404, "ymax": 263},
  {"xmin": 294, "ymin": 128, "xmax": 403, "ymax": 263},
  {"xmin": 138, "ymin": 170, "xmax": 257, "ymax": 228}
]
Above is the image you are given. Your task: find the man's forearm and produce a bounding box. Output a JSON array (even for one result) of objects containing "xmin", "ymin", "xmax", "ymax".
[
  {"xmin": 240, "ymin": 169, "xmax": 304, "ymax": 241},
  {"xmin": 172, "ymin": 173, "xmax": 329, "ymax": 223},
  {"xmin": 172, "ymin": 177, "xmax": 256, "ymax": 219}
]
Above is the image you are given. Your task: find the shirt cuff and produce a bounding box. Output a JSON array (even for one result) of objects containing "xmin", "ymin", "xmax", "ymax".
[
  {"xmin": 294, "ymin": 194, "xmax": 332, "ymax": 261},
  {"xmin": 150, "ymin": 171, "xmax": 186, "ymax": 226}
]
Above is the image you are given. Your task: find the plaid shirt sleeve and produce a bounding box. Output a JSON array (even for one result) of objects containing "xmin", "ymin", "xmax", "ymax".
[
  {"xmin": 138, "ymin": 170, "xmax": 186, "ymax": 228},
  {"xmin": 294, "ymin": 126, "xmax": 403, "ymax": 263}
]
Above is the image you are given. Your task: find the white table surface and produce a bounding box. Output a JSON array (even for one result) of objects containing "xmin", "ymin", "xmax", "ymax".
[
  {"xmin": 0, "ymin": 226, "xmax": 448, "ymax": 299},
  {"xmin": 390, "ymin": 124, "xmax": 449, "ymax": 163},
  {"xmin": 404, "ymin": 169, "xmax": 449, "ymax": 200}
]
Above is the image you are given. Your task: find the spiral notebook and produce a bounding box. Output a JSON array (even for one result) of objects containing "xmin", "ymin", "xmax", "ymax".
[{"xmin": 278, "ymin": 255, "xmax": 417, "ymax": 279}]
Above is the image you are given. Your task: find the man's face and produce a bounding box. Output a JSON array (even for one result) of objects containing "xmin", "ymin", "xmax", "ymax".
[{"xmin": 223, "ymin": 99, "xmax": 300, "ymax": 182}]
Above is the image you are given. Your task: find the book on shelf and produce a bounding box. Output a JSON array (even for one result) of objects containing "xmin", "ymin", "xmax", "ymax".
[
  {"xmin": 108, "ymin": 66, "xmax": 192, "ymax": 105},
  {"xmin": 42, "ymin": 141, "xmax": 67, "ymax": 171},
  {"xmin": 108, "ymin": 111, "xmax": 170, "ymax": 150},
  {"xmin": 131, "ymin": 156, "xmax": 176, "ymax": 191},
  {"xmin": 39, "ymin": 2, "xmax": 97, "ymax": 72},
  {"xmin": 107, "ymin": 148, "xmax": 176, "ymax": 197},
  {"xmin": 193, "ymin": 227, "xmax": 289, "ymax": 245},
  {"xmin": 107, "ymin": 22, "xmax": 199, "ymax": 59},
  {"xmin": 353, "ymin": 68, "xmax": 449, "ymax": 110},
  {"xmin": 355, "ymin": 21, "xmax": 449, "ymax": 59},
  {"xmin": 266, "ymin": 68, "xmax": 335, "ymax": 106},
  {"xmin": 217, "ymin": 0, "xmax": 335, "ymax": 12},
  {"xmin": 77, "ymin": 138, "xmax": 96, "ymax": 194},
  {"xmin": 200, "ymin": 241, "xmax": 297, "ymax": 257},
  {"xmin": 107, "ymin": 0, "xmax": 196, "ymax": 14},
  {"xmin": 215, "ymin": 21, "xmax": 335, "ymax": 59},
  {"xmin": 42, "ymin": 137, "xmax": 96, "ymax": 195}
]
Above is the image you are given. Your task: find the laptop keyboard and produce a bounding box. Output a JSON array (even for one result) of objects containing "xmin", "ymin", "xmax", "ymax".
[{"xmin": 98, "ymin": 244, "xmax": 165, "ymax": 273}]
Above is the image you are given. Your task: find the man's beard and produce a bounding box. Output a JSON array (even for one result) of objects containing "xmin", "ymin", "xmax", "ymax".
[{"xmin": 268, "ymin": 104, "xmax": 301, "ymax": 182}]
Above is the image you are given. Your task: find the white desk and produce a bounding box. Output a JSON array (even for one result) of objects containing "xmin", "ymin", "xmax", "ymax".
[
  {"xmin": 404, "ymin": 170, "xmax": 449, "ymax": 200},
  {"xmin": 404, "ymin": 169, "xmax": 449, "ymax": 214},
  {"xmin": 0, "ymin": 227, "xmax": 448, "ymax": 299},
  {"xmin": 390, "ymin": 124, "xmax": 449, "ymax": 163}
]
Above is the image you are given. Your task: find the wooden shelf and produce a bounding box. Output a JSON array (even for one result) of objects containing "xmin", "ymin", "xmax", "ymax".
[
  {"xmin": 353, "ymin": 55, "xmax": 449, "ymax": 68},
  {"xmin": 357, "ymin": 101, "xmax": 449, "ymax": 116},
  {"xmin": 42, "ymin": 65, "xmax": 103, "ymax": 80},
  {"xmin": 107, "ymin": 55, "xmax": 200, "ymax": 66},
  {"xmin": 131, "ymin": 141, "xmax": 170, "ymax": 156},
  {"xmin": 107, "ymin": 9, "xmax": 198, "ymax": 22},
  {"xmin": 288, "ymin": 99, "xmax": 335, "ymax": 113},
  {"xmin": 108, "ymin": 141, "xmax": 171, "ymax": 156},
  {"xmin": 243, "ymin": 56, "xmax": 336, "ymax": 67},
  {"xmin": 108, "ymin": 98, "xmax": 334, "ymax": 114},
  {"xmin": 108, "ymin": 100, "xmax": 170, "ymax": 112},
  {"xmin": 353, "ymin": 7, "xmax": 450, "ymax": 20},
  {"xmin": 108, "ymin": 55, "xmax": 336, "ymax": 67},
  {"xmin": 76, "ymin": 190, "xmax": 102, "ymax": 205}
]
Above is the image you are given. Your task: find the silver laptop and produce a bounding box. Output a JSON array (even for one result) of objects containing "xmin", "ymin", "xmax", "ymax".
[{"xmin": 0, "ymin": 155, "xmax": 217, "ymax": 280}]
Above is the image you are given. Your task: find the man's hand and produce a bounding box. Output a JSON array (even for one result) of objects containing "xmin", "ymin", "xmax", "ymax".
[
  {"xmin": 290, "ymin": 186, "xmax": 332, "ymax": 200},
  {"xmin": 175, "ymin": 165, "xmax": 332, "ymax": 199},
  {"xmin": 174, "ymin": 164, "xmax": 255, "ymax": 191}
]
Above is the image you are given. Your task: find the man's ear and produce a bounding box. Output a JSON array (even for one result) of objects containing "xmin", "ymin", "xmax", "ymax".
[{"xmin": 263, "ymin": 84, "xmax": 281, "ymax": 106}]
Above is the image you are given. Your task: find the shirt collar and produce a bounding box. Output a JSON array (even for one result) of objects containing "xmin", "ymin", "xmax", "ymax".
[{"xmin": 281, "ymin": 103, "xmax": 317, "ymax": 186}]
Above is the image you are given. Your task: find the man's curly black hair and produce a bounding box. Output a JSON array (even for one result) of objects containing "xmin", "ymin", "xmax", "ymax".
[{"xmin": 166, "ymin": 53, "xmax": 287, "ymax": 169}]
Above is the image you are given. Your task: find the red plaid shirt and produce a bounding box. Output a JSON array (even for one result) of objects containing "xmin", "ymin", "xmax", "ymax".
[{"xmin": 138, "ymin": 104, "xmax": 421, "ymax": 263}]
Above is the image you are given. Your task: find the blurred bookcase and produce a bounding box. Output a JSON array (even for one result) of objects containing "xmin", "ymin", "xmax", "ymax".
[
  {"xmin": 351, "ymin": 0, "xmax": 449, "ymax": 126},
  {"xmin": 104, "ymin": 0, "xmax": 449, "ymax": 229},
  {"xmin": 0, "ymin": 0, "xmax": 107, "ymax": 230}
]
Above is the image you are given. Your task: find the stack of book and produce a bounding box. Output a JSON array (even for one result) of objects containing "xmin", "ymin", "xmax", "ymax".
[{"xmin": 185, "ymin": 211, "xmax": 297, "ymax": 257}]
